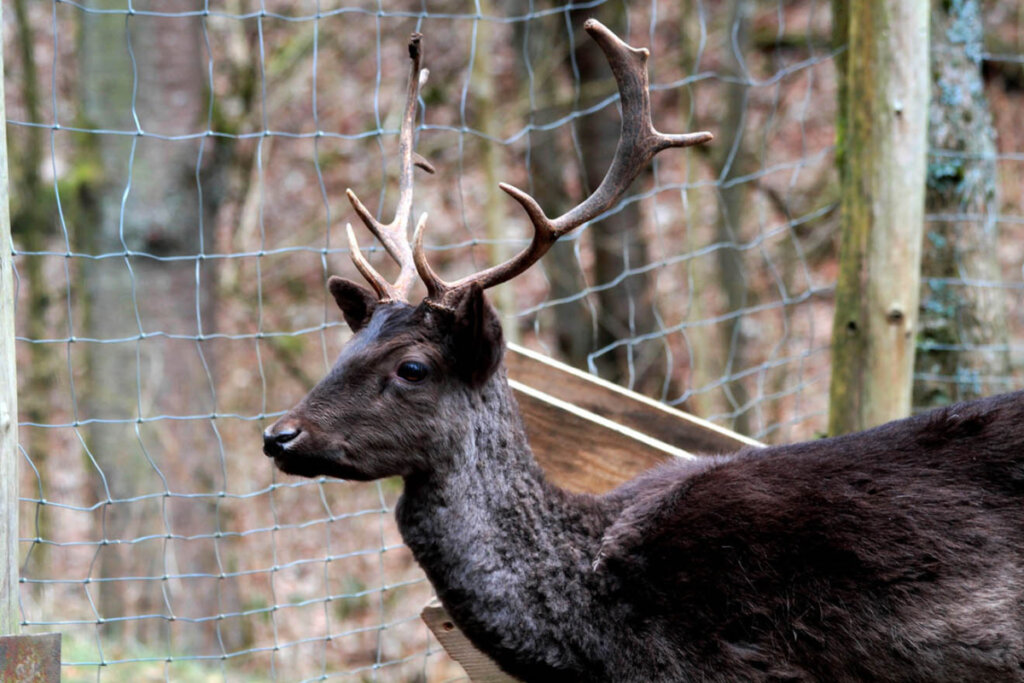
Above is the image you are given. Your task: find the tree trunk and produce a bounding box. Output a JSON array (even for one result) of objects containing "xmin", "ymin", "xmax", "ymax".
[
  {"xmin": 473, "ymin": 0, "xmax": 520, "ymax": 343},
  {"xmin": 78, "ymin": 0, "xmax": 230, "ymax": 650},
  {"xmin": 709, "ymin": 0, "xmax": 754, "ymax": 435},
  {"xmin": 828, "ymin": 0, "xmax": 930, "ymax": 435},
  {"xmin": 913, "ymin": 0, "xmax": 1009, "ymax": 408},
  {"xmin": 570, "ymin": 5, "xmax": 666, "ymax": 395},
  {"xmin": 512, "ymin": 9, "xmax": 595, "ymax": 370},
  {"xmin": 534, "ymin": 121, "xmax": 595, "ymax": 369},
  {"xmin": 674, "ymin": 1, "xmax": 718, "ymax": 421}
]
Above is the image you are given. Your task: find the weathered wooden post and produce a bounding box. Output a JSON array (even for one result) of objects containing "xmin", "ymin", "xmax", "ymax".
[
  {"xmin": 0, "ymin": 4, "xmax": 62, "ymax": 678},
  {"xmin": 0, "ymin": 0, "xmax": 21, "ymax": 642},
  {"xmin": 828, "ymin": 0, "xmax": 930, "ymax": 435}
]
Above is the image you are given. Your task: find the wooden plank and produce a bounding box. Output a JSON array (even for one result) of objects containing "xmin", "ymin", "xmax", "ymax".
[
  {"xmin": 506, "ymin": 344, "xmax": 761, "ymax": 455},
  {"xmin": 511, "ymin": 380, "xmax": 693, "ymax": 495},
  {"xmin": 0, "ymin": 0, "xmax": 21, "ymax": 636},
  {"xmin": 422, "ymin": 600, "xmax": 518, "ymax": 683}
]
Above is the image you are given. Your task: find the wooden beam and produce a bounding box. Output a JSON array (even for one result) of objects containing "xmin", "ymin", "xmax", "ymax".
[
  {"xmin": 422, "ymin": 600, "xmax": 517, "ymax": 683},
  {"xmin": 0, "ymin": 0, "xmax": 21, "ymax": 636},
  {"xmin": 507, "ymin": 343, "xmax": 761, "ymax": 454},
  {"xmin": 511, "ymin": 379, "xmax": 694, "ymax": 495}
]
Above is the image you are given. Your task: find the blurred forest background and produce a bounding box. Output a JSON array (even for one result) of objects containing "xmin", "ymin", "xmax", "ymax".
[{"xmin": 4, "ymin": 0, "xmax": 1024, "ymax": 680}]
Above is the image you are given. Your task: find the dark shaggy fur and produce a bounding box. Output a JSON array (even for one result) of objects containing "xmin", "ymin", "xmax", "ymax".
[{"xmin": 266, "ymin": 286, "xmax": 1024, "ymax": 682}]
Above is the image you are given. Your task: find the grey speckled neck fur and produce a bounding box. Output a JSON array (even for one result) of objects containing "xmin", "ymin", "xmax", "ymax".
[{"xmin": 395, "ymin": 369, "xmax": 626, "ymax": 677}]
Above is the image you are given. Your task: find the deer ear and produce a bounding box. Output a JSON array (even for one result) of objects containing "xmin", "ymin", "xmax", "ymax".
[
  {"xmin": 449, "ymin": 283, "xmax": 504, "ymax": 387},
  {"xmin": 328, "ymin": 277, "xmax": 378, "ymax": 332}
]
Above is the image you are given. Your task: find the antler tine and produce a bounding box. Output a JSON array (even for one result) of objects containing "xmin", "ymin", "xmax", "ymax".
[
  {"xmin": 346, "ymin": 33, "xmax": 434, "ymax": 303},
  {"xmin": 414, "ymin": 18, "xmax": 712, "ymax": 309}
]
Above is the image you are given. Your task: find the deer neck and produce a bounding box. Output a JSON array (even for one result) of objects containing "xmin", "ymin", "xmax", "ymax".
[{"xmin": 395, "ymin": 367, "xmax": 618, "ymax": 671}]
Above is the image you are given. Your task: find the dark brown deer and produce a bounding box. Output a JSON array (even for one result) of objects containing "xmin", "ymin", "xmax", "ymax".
[{"xmin": 263, "ymin": 22, "xmax": 1024, "ymax": 681}]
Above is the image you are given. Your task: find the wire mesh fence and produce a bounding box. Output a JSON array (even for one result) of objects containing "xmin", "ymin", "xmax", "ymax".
[{"xmin": 4, "ymin": 0, "xmax": 1023, "ymax": 680}]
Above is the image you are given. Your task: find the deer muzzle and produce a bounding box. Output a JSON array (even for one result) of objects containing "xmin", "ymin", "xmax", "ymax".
[{"xmin": 263, "ymin": 420, "xmax": 303, "ymax": 457}]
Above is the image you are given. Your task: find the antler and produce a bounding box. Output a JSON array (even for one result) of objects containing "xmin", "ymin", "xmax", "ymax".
[
  {"xmin": 413, "ymin": 19, "xmax": 713, "ymax": 309},
  {"xmin": 346, "ymin": 33, "xmax": 435, "ymax": 303}
]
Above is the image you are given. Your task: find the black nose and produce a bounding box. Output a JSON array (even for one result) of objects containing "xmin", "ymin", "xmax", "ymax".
[{"xmin": 263, "ymin": 425, "xmax": 301, "ymax": 456}]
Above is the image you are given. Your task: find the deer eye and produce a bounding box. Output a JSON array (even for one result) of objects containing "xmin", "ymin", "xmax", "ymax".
[{"xmin": 396, "ymin": 360, "xmax": 429, "ymax": 382}]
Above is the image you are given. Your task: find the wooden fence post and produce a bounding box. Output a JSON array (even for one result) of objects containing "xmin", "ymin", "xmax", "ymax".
[
  {"xmin": 0, "ymin": 0, "xmax": 21, "ymax": 637},
  {"xmin": 828, "ymin": 0, "xmax": 930, "ymax": 435},
  {"xmin": 0, "ymin": 14, "xmax": 62, "ymax": 679}
]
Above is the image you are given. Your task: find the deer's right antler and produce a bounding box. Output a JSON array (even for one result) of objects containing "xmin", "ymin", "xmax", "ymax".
[
  {"xmin": 413, "ymin": 19, "xmax": 713, "ymax": 309},
  {"xmin": 346, "ymin": 33, "xmax": 434, "ymax": 303}
]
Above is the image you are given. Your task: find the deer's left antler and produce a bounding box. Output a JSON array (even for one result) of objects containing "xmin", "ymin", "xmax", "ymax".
[{"xmin": 413, "ymin": 19, "xmax": 712, "ymax": 309}]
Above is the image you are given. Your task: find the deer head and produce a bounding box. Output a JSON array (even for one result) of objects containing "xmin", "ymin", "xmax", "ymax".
[{"xmin": 263, "ymin": 21, "xmax": 712, "ymax": 481}]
